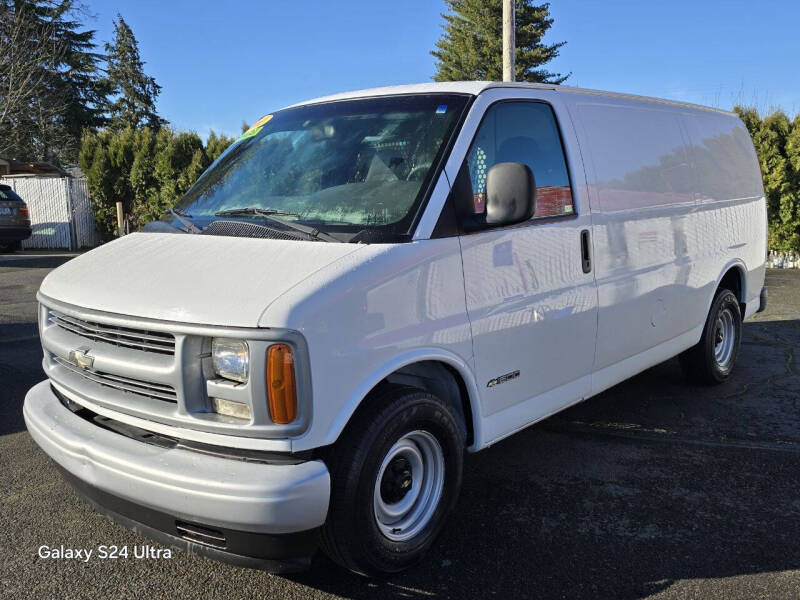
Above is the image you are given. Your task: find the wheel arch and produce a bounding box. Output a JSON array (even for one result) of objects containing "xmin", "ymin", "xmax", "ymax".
[
  {"xmin": 713, "ymin": 260, "xmax": 748, "ymax": 312},
  {"xmin": 325, "ymin": 349, "xmax": 483, "ymax": 452}
]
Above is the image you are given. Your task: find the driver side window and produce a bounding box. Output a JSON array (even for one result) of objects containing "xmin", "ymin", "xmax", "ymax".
[{"xmin": 466, "ymin": 102, "xmax": 574, "ymax": 219}]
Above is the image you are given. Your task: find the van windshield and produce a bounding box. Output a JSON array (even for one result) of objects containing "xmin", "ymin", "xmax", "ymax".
[{"xmin": 172, "ymin": 94, "xmax": 469, "ymax": 238}]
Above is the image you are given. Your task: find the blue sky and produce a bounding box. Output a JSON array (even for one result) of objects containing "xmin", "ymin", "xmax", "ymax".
[{"xmin": 86, "ymin": 0, "xmax": 800, "ymax": 139}]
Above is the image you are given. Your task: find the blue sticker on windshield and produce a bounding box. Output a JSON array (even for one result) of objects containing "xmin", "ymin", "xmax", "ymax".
[{"xmin": 436, "ymin": 104, "xmax": 447, "ymax": 114}]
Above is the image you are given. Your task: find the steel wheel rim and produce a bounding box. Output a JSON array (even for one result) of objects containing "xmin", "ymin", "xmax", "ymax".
[
  {"xmin": 373, "ymin": 430, "xmax": 445, "ymax": 542},
  {"xmin": 714, "ymin": 307, "xmax": 736, "ymax": 368}
]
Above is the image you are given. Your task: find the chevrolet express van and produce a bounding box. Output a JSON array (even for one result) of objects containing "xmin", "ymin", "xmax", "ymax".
[{"xmin": 24, "ymin": 82, "xmax": 767, "ymax": 575}]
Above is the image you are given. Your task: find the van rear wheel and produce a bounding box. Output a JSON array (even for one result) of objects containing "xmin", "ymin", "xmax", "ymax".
[
  {"xmin": 679, "ymin": 288, "xmax": 742, "ymax": 384},
  {"xmin": 319, "ymin": 386, "xmax": 464, "ymax": 575}
]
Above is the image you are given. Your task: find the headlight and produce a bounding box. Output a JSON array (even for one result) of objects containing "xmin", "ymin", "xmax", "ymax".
[{"xmin": 212, "ymin": 338, "xmax": 249, "ymax": 383}]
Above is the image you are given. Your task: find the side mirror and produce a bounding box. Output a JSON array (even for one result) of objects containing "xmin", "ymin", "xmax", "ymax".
[{"xmin": 485, "ymin": 162, "xmax": 536, "ymax": 227}]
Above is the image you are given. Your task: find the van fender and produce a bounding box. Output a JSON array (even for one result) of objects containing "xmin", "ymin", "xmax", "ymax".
[
  {"xmin": 324, "ymin": 347, "xmax": 484, "ymax": 452},
  {"xmin": 712, "ymin": 259, "xmax": 748, "ymax": 305},
  {"xmin": 701, "ymin": 259, "xmax": 748, "ymax": 328}
]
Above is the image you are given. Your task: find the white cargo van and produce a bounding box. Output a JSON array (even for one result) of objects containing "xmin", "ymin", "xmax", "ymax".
[{"xmin": 24, "ymin": 82, "xmax": 767, "ymax": 575}]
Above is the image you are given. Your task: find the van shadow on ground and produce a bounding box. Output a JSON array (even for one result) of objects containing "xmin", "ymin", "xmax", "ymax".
[{"xmin": 289, "ymin": 318, "xmax": 800, "ymax": 599}]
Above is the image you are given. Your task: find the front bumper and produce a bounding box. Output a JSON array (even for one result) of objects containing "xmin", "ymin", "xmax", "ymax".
[{"xmin": 23, "ymin": 380, "xmax": 330, "ymax": 569}]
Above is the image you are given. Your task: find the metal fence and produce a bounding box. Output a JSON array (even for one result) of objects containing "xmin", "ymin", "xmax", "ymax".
[{"xmin": 0, "ymin": 176, "xmax": 102, "ymax": 250}]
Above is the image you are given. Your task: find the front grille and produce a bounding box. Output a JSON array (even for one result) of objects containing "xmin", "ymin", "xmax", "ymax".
[
  {"xmin": 53, "ymin": 355, "xmax": 178, "ymax": 403},
  {"xmin": 40, "ymin": 300, "xmax": 298, "ymax": 437},
  {"xmin": 50, "ymin": 311, "xmax": 175, "ymax": 355}
]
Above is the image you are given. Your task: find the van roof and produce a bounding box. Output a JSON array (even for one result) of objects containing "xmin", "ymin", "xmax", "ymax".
[{"xmin": 286, "ymin": 81, "xmax": 736, "ymax": 117}]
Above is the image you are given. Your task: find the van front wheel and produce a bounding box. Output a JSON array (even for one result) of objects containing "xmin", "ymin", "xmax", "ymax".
[
  {"xmin": 679, "ymin": 288, "xmax": 742, "ymax": 384},
  {"xmin": 319, "ymin": 386, "xmax": 464, "ymax": 575}
]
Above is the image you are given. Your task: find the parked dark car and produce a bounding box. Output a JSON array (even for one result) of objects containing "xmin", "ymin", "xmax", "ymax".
[{"xmin": 0, "ymin": 184, "xmax": 31, "ymax": 252}]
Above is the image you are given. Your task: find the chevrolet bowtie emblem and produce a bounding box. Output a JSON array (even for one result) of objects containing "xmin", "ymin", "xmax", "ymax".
[{"xmin": 68, "ymin": 347, "xmax": 94, "ymax": 370}]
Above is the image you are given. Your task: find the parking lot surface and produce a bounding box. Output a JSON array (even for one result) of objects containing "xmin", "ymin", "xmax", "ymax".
[{"xmin": 1, "ymin": 253, "xmax": 799, "ymax": 599}]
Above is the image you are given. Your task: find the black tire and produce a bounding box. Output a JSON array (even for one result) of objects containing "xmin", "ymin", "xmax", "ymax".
[
  {"xmin": 0, "ymin": 240, "xmax": 21, "ymax": 252},
  {"xmin": 319, "ymin": 385, "xmax": 464, "ymax": 576},
  {"xmin": 679, "ymin": 288, "xmax": 742, "ymax": 384}
]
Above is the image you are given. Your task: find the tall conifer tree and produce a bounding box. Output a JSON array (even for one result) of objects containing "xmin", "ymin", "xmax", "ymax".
[
  {"xmin": 431, "ymin": 0, "xmax": 567, "ymax": 83},
  {"xmin": 0, "ymin": 0, "xmax": 105, "ymax": 163},
  {"xmin": 105, "ymin": 14, "xmax": 165, "ymax": 130},
  {"xmin": 54, "ymin": 1, "xmax": 107, "ymax": 146}
]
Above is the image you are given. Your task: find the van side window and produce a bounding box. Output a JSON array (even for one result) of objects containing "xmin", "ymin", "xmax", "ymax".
[{"xmin": 466, "ymin": 102, "xmax": 574, "ymax": 219}]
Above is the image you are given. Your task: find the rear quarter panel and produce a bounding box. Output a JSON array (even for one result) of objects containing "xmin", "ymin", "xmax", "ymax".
[
  {"xmin": 563, "ymin": 91, "xmax": 766, "ymax": 384},
  {"xmin": 681, "ymin": 110, "xmax": 767, "ymax": 315}
]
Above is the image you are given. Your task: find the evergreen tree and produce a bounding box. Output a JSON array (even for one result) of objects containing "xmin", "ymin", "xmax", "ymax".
[
  {"xmin": 129, "ymin": 127, "xmax": 156, "ymax": 206},
  {"xmin": 205, "ymin": 130, "xmax": 234, "ymax": 163},
  {"xmin": 432, "ymin": 0, "xmax": 567, "ymax": 83},
  {"xmin": 80, "ymin": 129, "xmax": 117, "ymax": 238},
  {"xmin": 734, "ymin": 106, "xmax": 761, "ymax": 140},
  {"xmin": 0, "ymin": 0, "xmax": 105, "ymax": 163},
  {"xmin": 735, "ymin": 106, "xmax": 800, "ymax": 253},
  {"xmin": 80, "ymin": 127, "xmax": 233, "ymax": 238},
  {"xmin": 52, "ymin": 1, "xmax": 107, "ymax": 150},
  {"xmin": 780, "ymin": 114, "xmax": 800, "ymax": 252},
  {"xmin": 105, "ymin": 14, "xmax": 165, "ymax": 130},
  {"xmin": 756, "ymin": 112, "xmax": 791, "ymax": 252}
]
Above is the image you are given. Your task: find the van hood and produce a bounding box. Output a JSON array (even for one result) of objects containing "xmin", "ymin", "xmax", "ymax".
[{"xmin": 39, "ymin": 232, "xmax": 364, "ymax": 327}]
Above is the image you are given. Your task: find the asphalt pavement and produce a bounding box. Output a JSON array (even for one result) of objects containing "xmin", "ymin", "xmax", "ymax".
[{"xmin": 1, "ymin": 252, "xmax": 799, "ymax": 599}]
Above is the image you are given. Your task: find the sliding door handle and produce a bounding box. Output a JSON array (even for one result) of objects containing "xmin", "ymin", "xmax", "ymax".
[{"xmin": 580, "ymin": 229, "xmax": 592, "ymax": 274}]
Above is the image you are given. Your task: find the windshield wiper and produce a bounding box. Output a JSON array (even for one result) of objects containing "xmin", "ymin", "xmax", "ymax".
[
  {"xmin": 214, "ymin": 207, "xmax": 301, "ymax": 218},
  {"xmin": 168, "ymin": 207, "xmax": 202, "ymax": 234},
  {"xmin": 213, "ymin": 207, "xmax": 337, "ymax": 242}
]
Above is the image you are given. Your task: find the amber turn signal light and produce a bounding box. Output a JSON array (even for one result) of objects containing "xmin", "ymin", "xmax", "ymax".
[{"xmin": 267, "ymin": 344, "xmax": 297, "ymax": 424}]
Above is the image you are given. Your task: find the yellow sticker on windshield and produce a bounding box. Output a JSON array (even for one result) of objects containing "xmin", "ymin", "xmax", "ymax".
[
  {"xmin": 236, "ymin": 125, "xmax": 263, "ymax": 142},
  {"xmin": 253, "ymin": 114, "xmax": 273, "ymax": 128},
  {"xmin": 235, "ymin": 114, "xmax": 273, "ymax": 143}
]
